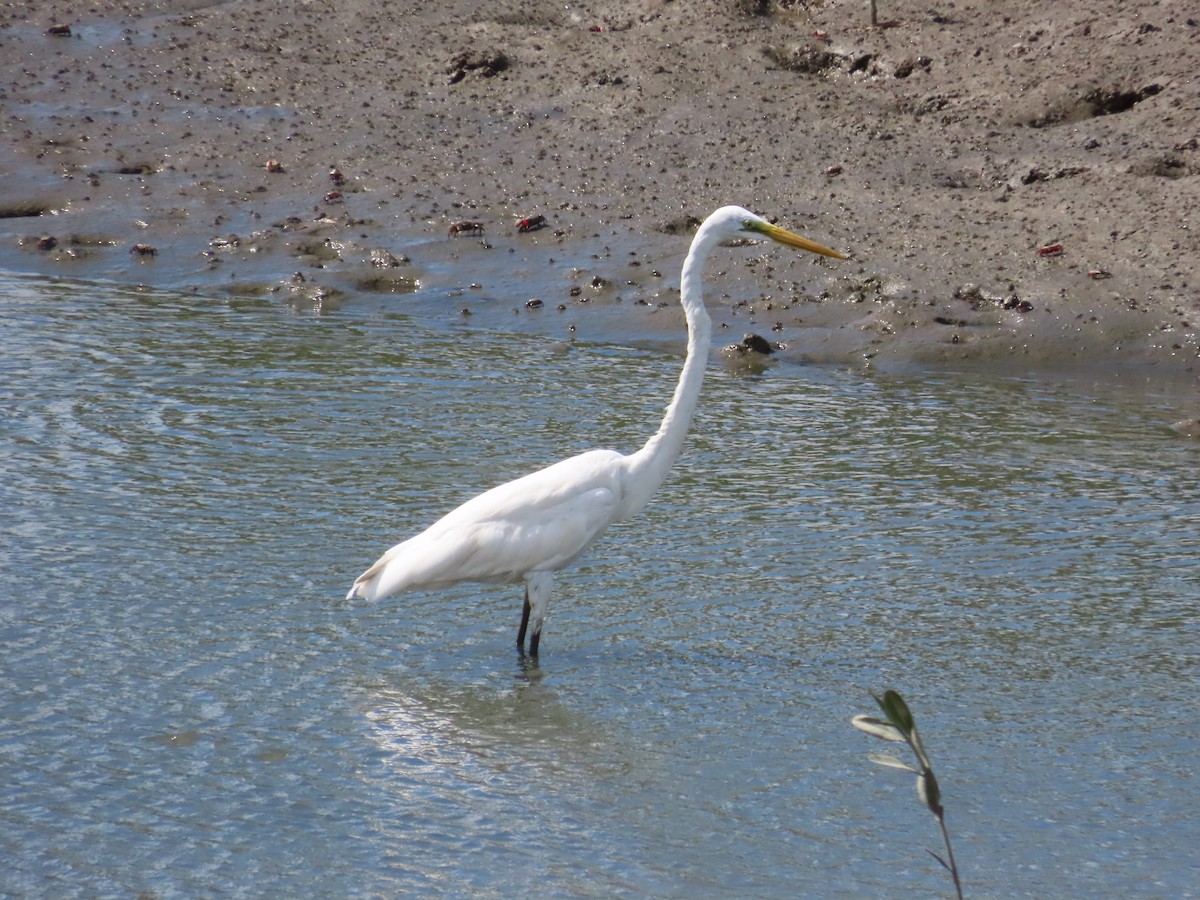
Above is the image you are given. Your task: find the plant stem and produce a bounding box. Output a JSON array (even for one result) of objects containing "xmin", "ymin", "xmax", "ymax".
[{"xmin": 937, "ymin": 812, "xmax": 964, "ymax": 900}]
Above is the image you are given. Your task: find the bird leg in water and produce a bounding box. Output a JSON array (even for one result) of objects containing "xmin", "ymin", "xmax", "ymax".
[
  {"xmin": 519, "ymin": 570, "xmax": 554, "ymax": 657},
  {"xmin": 517, "ymin": 587, "xmax": 531, "ymax": 652},
  {"xmin": 516, "ymin": 589, "xmax": 543, "ymax": 657}
]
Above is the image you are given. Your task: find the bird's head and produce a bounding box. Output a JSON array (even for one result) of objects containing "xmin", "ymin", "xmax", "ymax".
[{"xmin": 709, "ymin": 205, "xmax": 846, "ymax": 260}]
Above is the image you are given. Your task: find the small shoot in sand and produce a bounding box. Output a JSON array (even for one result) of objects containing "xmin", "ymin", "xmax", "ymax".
[{"xmin": 852, "ymin": 690, "xmax": 964, "ymax": 899}]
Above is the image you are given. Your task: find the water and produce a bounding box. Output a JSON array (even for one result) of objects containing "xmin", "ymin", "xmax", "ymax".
[{"xmin": 2, "ymin": 274, "xmax": 1198, "ymax": 898}]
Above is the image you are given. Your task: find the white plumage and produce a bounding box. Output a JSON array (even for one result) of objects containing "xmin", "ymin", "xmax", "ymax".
[{"xmin": 346, "ymin": 206, "xmax": 844, "ymax": 655}]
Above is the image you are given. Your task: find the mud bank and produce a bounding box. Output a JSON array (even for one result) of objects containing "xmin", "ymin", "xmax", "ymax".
[{"xmin": 2, "ymin": 0, "xmax": 1197, "ymax": 382}]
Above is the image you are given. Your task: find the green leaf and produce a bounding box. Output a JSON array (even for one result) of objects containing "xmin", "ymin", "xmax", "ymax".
[
  {"xmin": 868, "ymin": 752, "xmax": 918, "ymax": 772},
  {"xmin": 908, "ymin": 725, "xmax": 933, "ymax": 771},
  {"xmin": 917, "ymin": 769, "xmax": 943, "ymax": 817},
  {"xmin": 852, "ymin": 715, "xmax": 906, "ymax": 743},
  {"xmin": 877, "ymin": 690, "xmax": 915, "ymax": 735}
]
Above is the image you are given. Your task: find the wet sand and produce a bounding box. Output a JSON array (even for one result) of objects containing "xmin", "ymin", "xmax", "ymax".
[{"xmin": 2, "ymin": 0, "xmax": 1198, "ymax": 382}]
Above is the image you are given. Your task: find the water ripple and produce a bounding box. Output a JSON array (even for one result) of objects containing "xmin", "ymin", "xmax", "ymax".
[{"xmin": 2, "ymin": 275, "xmax": 1198, "ymax": 898}]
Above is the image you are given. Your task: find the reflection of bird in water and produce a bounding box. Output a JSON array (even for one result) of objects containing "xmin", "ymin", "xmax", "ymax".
[
  {"xmin": 1170, "ymin": 417, "xmax": 1200, "ymax": 439},
  {"xmin": 346, "ymin": 206, "xmax": 845, "ymax": 656}
]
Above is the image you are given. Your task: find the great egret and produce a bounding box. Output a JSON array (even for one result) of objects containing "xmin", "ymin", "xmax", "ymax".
[{"xmin": 346, "ymin": 206, "xmax": 845, "ymax": 655}]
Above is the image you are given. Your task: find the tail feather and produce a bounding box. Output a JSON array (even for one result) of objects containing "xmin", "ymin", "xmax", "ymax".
[
  {"xmin": 346, "ymin": 558, "xmax": 385, "ymax": 601},
  {"xmin": 345, "ymin": 534, "xmax": 420, "ymax": 602}
]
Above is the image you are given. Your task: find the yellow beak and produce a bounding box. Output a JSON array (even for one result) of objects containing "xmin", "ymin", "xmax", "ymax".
[{"xmin": 754, "ymin": 221, "xmax": 847, "ymax": 260}]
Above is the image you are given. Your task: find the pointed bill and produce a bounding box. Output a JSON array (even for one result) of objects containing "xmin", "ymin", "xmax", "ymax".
[{"xmin": 751, "ymin": 221, "xmax": 847, "ymax": 259}]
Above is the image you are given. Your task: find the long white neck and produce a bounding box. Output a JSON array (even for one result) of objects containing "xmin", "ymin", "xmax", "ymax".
[{"xmin": 618, "ymin": 223, "xmax": 719, "ymax": 519}]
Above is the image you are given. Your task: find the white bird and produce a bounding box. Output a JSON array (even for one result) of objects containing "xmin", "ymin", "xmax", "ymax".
[{"xmin": 347, "ymin": 206, "xmax": 845, "ymax": 655}]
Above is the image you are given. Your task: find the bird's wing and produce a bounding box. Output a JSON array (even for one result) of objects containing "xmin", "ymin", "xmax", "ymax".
[{"xmin": 350, "ymin": 449, "xmax": 628, "ymax": 600}]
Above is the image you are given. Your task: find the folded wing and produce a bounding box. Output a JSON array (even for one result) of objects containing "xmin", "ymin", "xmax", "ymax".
[{"xmin": 348, "ymin": 449, "xmax": 628, "ymax": 600}]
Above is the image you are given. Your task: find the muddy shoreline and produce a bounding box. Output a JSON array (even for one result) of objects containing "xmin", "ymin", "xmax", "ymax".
[{"xmin": 2, "ymin": 0, "xmax": 1197, "ymax": 384}]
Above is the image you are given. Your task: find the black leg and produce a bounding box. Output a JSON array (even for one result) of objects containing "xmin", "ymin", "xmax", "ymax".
[
  {"xmin": 529, "ymin": 626, "xmax": 540, "ymax": 657},
  {"xmin": 517, "ymin": 588, "xmax": 531, "ymax": 651}
]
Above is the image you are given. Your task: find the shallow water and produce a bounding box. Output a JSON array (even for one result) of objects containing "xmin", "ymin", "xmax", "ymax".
[{"xmin": 2, "ymin": 274, "xmax": 1198, "ymax": 898}]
